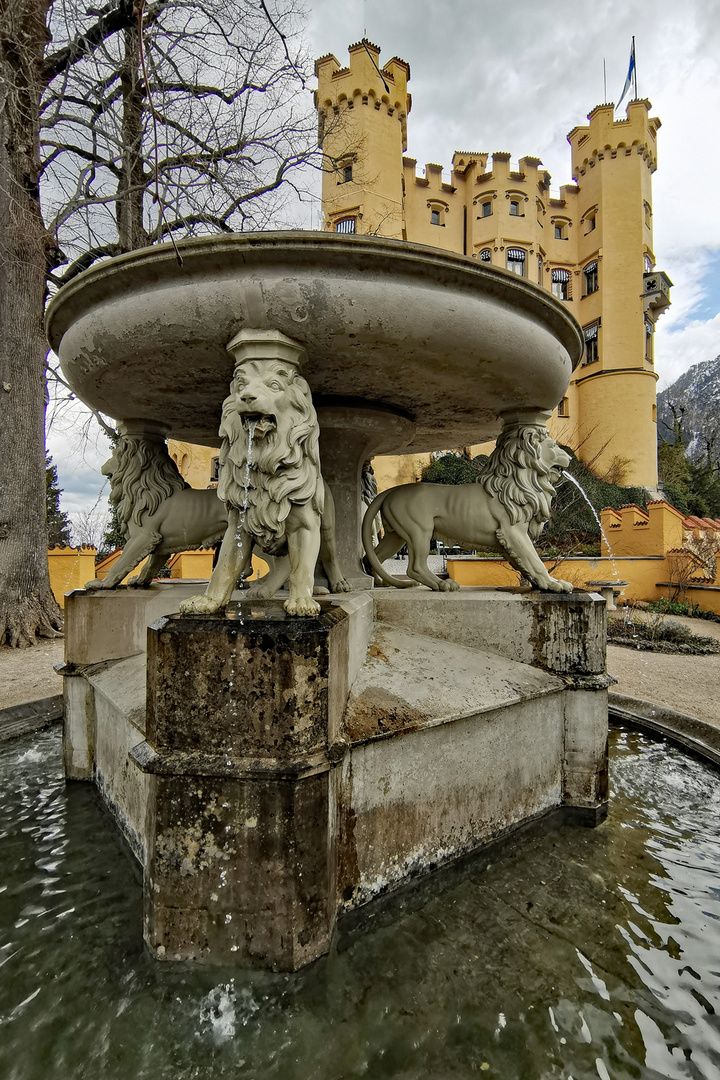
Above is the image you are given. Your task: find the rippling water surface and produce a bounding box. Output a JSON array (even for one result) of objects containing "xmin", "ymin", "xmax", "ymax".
[{"xmin": 1, "ymin": 726, "xmax": 719, "ymax": 1080}]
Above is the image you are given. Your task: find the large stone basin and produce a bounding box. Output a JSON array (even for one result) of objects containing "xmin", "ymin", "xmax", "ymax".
[
  {"xmin": 45, "ymin": 232, "xmax": 583, "ymax": 583},
  {"xmin": 45, "ymin": 231, "xmax": 582, "ymax": 450}
]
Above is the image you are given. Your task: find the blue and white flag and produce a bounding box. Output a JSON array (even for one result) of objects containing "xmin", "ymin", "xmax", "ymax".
[{"xmin": 617, "ymin": 41, "xmax": 636, "ymax": 109}]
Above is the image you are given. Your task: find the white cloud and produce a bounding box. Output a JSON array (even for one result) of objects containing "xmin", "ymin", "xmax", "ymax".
[{"xmin": 656, "ymin": 312, "xmax": 720, "ymax": 390}]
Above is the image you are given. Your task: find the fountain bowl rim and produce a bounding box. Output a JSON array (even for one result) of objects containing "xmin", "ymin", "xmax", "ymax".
[{"xmin": 45, "ymin": 230, "xmax": 584, "ymax": 368}]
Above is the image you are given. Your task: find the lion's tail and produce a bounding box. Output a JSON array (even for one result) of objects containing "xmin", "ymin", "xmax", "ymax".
[{"xmin": 361, "ymin": 489, "xmax": 416, "ymax": 589}]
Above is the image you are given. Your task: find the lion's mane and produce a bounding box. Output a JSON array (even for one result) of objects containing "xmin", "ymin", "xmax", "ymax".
[
  {"xmin": 478, "ymin": 424, "xmax": 560, "ymax": 540},
  {"xmin": 216, "ymin": 362, "xmax": 324, "ymax": 549},
  {"xmin": 110, "ymin": 435, "xmax": 188, "ymax": 535}
]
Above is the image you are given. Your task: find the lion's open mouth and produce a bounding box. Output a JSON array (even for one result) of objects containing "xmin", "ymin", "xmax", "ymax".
[{"xmin": 241, "ymin": 413, "xmax": 276, "ymax": 437}]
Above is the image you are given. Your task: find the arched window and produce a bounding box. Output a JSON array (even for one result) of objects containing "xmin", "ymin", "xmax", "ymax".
[
  {"xmin": 335, "ymin": 217, "xmax": 356, "ymax": 234},
  {"xmin": 506, "ymin": 248, "xmax": 526, "ymax": 276},
  {"xmin": 479, "ymin": 249, "xmax": 492, "ymax": 262},
  {"xmin": 551, "ymin": 268, "xmax": 570, "ymax": 300}
]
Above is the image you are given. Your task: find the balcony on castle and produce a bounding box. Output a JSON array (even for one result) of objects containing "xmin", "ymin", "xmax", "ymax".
[{"xmin": 643, "ymin": 270, "xmax": 673, "ymax": 319}]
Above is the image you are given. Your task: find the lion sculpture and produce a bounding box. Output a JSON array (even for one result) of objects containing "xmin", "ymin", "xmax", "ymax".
[
  {"xmin": 180, "ymin": 352, "xmax": 347, "ymax": 618},
  {"xmin": 84, "ymin": 435, "xmax": 228, "ymax": 590},
  {"xmin": 362, "ymin": 422, "xmax": 573, "ymax": 593},
  {"xmin": 85, "ymin": 433, "xmax": 349, "ymax": 599}
]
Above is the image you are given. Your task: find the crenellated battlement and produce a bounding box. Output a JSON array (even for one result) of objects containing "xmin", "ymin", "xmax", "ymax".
[{"xmin": 569, "ymin": 100, "xmax": 661, "ymax": 177}]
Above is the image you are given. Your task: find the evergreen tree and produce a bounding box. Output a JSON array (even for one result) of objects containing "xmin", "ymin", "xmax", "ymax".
[
  {"xmin": 45, "ymin": 454, "xmax": 72, "ymax": 548},
  {"xmin": 421, "ymin": 453, "xmax": 480, "ymax": 485},
  {"xmin": 97, "ymin": 503, "xmax": 125, "ymax": 562}
]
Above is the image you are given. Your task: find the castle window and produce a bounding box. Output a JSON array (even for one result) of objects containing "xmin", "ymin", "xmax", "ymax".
[
  {"xmin": 645, "ymin": 319, "xmax": 653, "ymax": 362},
  {"xmin": 644, "ymin": 253, "xmax": 653, "ymax": 273},
  {"xmin": 479, "ymin": 249, "xmax": 492, "ymax": 262},
  {"xmin": 509, "ymin": 200, "xmax": 521, "ymax": 217},
  {"xmin": 558, "ymin": 397, "xmax": 569, "ymax": 418},
  {"xmin": 583, "ymin": 261, "xmax": 598, "ymax": 295},
  {"xmin": 583, "ymin": 322, "xmax": 600, "ymax": 364},
  {"xmin": 585, "ymin": 214, "xmax": 596, "ymax": 233},
  {"xmin": 481, "ymin": 200, "xmax": 492, "ymax": 217},
  {"xmin": 506, "ymin": 248, "xmax": 526, "ymax": 276},
  {"xmin": 343, "ymin": 163, "xmax": 353, "ymax": 183},
  {"xmin": 211, "ymin": 457, "xmax": 220, "ymax": 483},
  {"xmin": 335, "ymin": 217, "xmax": 356, "ymax": 234},
  {"xmin": 554, "ymin": 224, "xmax": 565, "ymax": 240},
  {"xmin": 644, "ymin": 201, "xmax": 652, "ymax": 228},
  {"xmin": 431, "ymin": 209, "xmax": 441, "ymax": 226},
  {"xmin": 538, "ymin": 255, "xmax": 543, "ymax": 284},
  {"xmin": 551, "ymin": 268, "xmax": 570, "ymax": 300}
]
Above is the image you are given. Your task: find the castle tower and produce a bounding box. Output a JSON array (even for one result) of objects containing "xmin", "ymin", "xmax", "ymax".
[
  {"xmin": 565, "ymin": 101, "xmax": 668, "ymax": 486},
  {"xmin": 315, "ymin": 43, "xmax": 672, "ymax": 490},
  {"xmin": 315, "ymin": 41, "xmax": 410, "ymax": 239}
]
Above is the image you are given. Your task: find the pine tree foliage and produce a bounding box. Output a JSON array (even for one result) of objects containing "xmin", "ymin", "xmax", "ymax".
[{"xmin": 45, "ymin": 453, "xmax": 72, "ymax": 547}]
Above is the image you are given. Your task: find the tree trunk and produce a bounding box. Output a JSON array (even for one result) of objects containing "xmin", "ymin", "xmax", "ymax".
[
  {"xmin": 0, "ymin": 0, "xmax": 63, "ymax": 645},
  {"xmin": 117, "ymin": 22, "xmax": 149, "ymax": 251}
]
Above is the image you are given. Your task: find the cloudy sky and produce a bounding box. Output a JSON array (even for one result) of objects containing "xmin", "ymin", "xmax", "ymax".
[{"xmin": 48, "ymin": 0, "xmax": 720, "ymax": 536}]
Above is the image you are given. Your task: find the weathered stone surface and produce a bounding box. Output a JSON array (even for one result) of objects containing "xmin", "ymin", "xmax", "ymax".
[
  {"xmin": 146, "ymin": 602, "xmax": 349, "ymax": 761},
  {"xmin": 140, "ymin": 600, "xmax": 349, "ymax": 969},
  {"xmin": 145, "ymin": 771, "xmax": 332, "ymax": 970},
  {"xmin": 373, "ymin": 587, "xmax": 607, "ymax": 675}
]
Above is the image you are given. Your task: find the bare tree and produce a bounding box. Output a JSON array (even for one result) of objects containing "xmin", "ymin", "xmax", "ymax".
[
  {"xmin": 0, "ymin": 0, "xmax": 324, "ymax": 645},
  {"xmin": 42, "ymin": 0, "xmax": 319, "ymax": 286}
]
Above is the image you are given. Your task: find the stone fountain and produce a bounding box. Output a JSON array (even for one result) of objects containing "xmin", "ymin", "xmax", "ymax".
[{"xmin": 46, "ymin": 231, "xmax": 609, "ymax": 972}]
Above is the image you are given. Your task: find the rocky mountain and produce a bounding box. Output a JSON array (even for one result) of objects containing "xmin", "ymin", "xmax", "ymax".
[{"xmin": 657, "ymin": 355, "xmax": 720, "ymax": 459}]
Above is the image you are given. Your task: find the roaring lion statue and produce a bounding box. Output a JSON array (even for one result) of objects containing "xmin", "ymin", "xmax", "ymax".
[
  {"xmin": 362, "ymin": 422, "xmax": 573, "ymax": 593},
  {"xmin": 180, "ymin": 351, "xmax": 341, "ymax": 618},
  {"xmin": 84, "ymin": 435, "xmax": 228, "ymax": 590}
]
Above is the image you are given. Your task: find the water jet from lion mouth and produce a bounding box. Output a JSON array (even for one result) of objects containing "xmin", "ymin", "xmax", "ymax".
[{"xmin": 241, "ymin": 412, "xmax": 275, "ymax": 436}]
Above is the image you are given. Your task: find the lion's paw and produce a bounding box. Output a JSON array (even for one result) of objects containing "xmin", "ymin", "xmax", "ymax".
[
  {"xmin": 438, "ymin": 578, "xmax": 460, "ymax": 592},
  {"xmin": 84, "ymin": 579, "xmax": 105, "ymax": 591},
  {"xmin": 284, "ymin": 596, "xmax": 321, "ymax": 617},
  {"xmin": 544, "ymin": 578, "xmax": 574, "ymax": 593},
  {"xmin": 330, "ymin": 577, "xmax": 351, "ymax": 593},
  {"xmin": 179, "ymin": 595, "xmax": 224, "ymax": 616}
]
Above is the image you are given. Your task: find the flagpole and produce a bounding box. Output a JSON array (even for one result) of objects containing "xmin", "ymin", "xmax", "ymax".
[
  {"xmin": 632, "ymin": 36, "xmax": 637, "ymax": 99},
  {"xmin": 603, "ymin": 58, "xmax": 607, "ymax": 102}
]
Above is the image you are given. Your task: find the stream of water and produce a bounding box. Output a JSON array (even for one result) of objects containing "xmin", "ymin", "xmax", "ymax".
[
  {"xmin": 1, "ymin": 726, "xmax": 719, "ymax": 1079},
  {"xmin": 560, "ymin": 471, "xmax": 624, "ymax": 587}
]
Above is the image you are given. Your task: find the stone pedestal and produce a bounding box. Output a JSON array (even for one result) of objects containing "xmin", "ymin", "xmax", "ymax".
[
  {"xmin": 133, "ymin": 602, "xmax": 352, "ymax": 970},
  {"xmin": 317, "ymin": 405, "xmax": 414, "ymax": 588}
]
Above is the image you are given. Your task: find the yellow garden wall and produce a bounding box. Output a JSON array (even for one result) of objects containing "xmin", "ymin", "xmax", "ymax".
[
  {"xmin": 48, "ymin": 546, "xmax": 98, "ymax": 607},
  {"xmin": 446, "ymin": 555, "xmax": 670, "ymax": 603}
]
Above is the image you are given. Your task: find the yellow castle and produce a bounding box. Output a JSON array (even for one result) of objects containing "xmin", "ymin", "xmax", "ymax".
[{"xmin": 315, "ymin": 39, "xmax": 672, "ymax": 489}]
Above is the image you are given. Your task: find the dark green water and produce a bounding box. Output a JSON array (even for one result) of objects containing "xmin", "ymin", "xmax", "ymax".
[{"xmin": 1, "ymin": 726, "xmax": 719, "ymax": 1080}]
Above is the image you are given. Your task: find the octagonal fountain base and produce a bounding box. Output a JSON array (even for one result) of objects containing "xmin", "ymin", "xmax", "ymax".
[{"xmin": 59, "ymin": 584, "xmax": 609, "ymax": 971}]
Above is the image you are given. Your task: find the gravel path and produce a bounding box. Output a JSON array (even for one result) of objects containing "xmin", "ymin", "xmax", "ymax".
[
  {"xmin": 607, "ymin": 613, "xmax": 720, "ymax": 730},
  {"xmin": 0, "ymin": 639, "xmax": 65, "ymax": 710}
]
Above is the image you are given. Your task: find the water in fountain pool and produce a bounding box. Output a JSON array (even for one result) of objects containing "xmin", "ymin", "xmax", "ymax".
[{"xmin": 1, "ymin": 726, "xmax": 718, "ymax": 1079}]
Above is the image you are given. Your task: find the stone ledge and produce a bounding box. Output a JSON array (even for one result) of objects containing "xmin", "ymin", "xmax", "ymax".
[
  {"xmin": 609, "ymin": 692, "xmax": 720, "ymax": 769},
  {"xmin": 0, "ymin": 694, "xmax": 63, "ymax": 743}
]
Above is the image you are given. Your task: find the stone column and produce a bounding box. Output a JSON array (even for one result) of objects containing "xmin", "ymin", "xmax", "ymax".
[
  {"xmin": 528, "ymin": 591, "xmax": 610, "ymax": 825},
  {"xmin": 132, "ymin": 599, "xmax": 352, "ymax": 971},
  {"xmin": 316, "ymin": 405, "xmax": 414, "ymax": 588}
]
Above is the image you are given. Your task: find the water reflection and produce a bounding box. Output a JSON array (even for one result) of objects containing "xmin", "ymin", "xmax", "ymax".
[{"xmin": 0, "ymin": 727, "xmax": 718, "ymax": 1079}]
